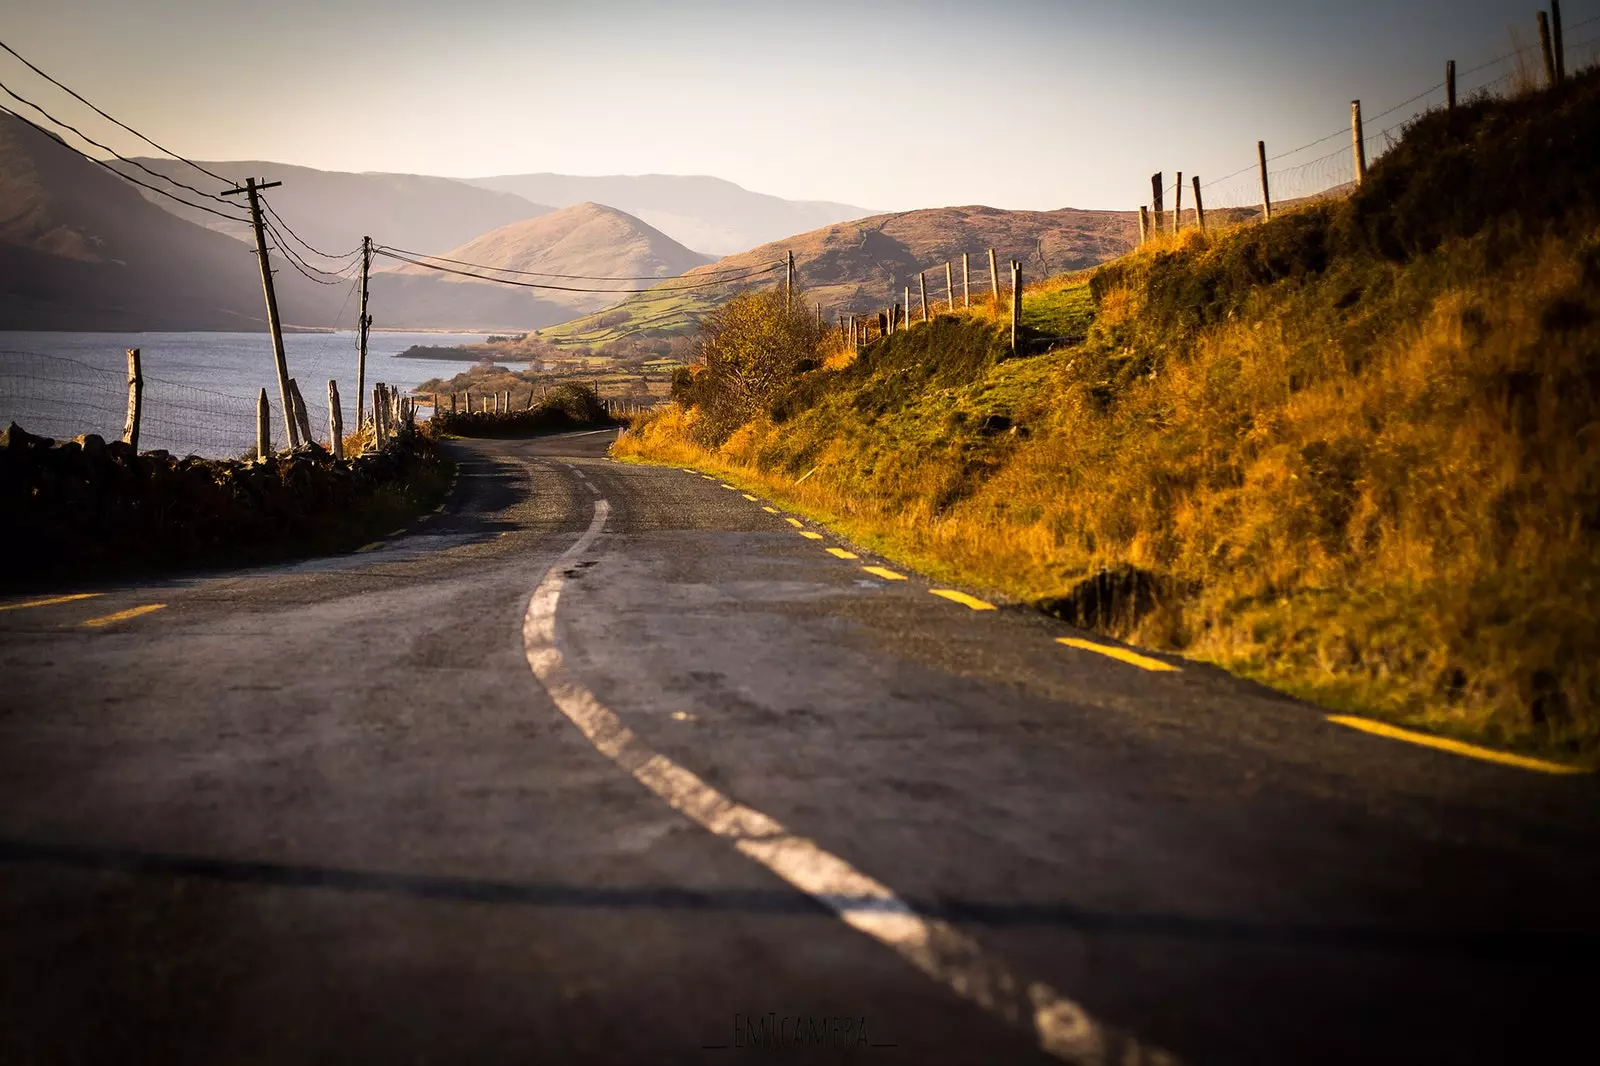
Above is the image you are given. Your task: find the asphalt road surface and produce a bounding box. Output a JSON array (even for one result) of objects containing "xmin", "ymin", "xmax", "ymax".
[{"xmin": 2, "ymin": 429, "xmax": 1597, "ymax": 1065}]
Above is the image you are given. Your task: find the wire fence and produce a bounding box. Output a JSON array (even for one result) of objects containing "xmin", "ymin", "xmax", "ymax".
[{"xmin": 0, "ymin": 350, "xmax": 346, "ymax": 458}]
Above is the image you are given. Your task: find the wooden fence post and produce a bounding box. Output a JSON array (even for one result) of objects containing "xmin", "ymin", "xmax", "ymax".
[
  {"xmin": 988, "ymin": 248, "xmax": 999, "ymax": 303},
  {"xmin": 1351, "ymin": 100, "xmax": 1367, "ymax": 185},
  {"xmin": 1538, "ymin": 11, "xmax": 1556, "ymax": 87},
  {"xmin": 256, "ymin": 388, "xmax": 270, "ymax": 461},
  {"xmin": 1150, "ymin": 172, "xmax": 1164, "ymax": 233},
  {"xmin": 919, "ymin": 272, "xmax": 928, "ymax": 323},
  {"xmin": 1258, "ymin": 141, "xmax": 1273, "ymax": 221},
  {"xmin": 945, "ymin": 260, "xmax": 955, "ymax": 312},
  {"xmin": 122, "ymin": 347, "xmax": 142, "ymax": 451},
  {"xmin": 328, "ymin": 380, "xmax": 343, "ymax": 460},
  {"xmin": 1553, "ymin": 0, "xmax": 1566, "ymax": 82},
  {"xmin": 450, "ymin": 392, "xmax": 457, "ymax": 414},
  {"xmin": 1192, "ymin": 175, "xmax": 1206, "ymax": 234},
  {"xmin": 962, "ymin": 252, "xmax": 970, "ymax": 308},
  {"xmin": 287, "ymin": 378, "xmax": 313, "ymax": 448},
  {"xmin": 1139, "ymin": 206, "xmax": 1150, "ymax": 245},
  {"xmin": 1446, "ymin": 59, "xmax": 1456, "ymax": 111},
  {"xmin": 903, "ymin": 287, "xmax": 910, "ymax": 330},
  {"xmin": 1173, "ymin": 171, "xmax": 1184, "ymax": 235},
  {"xmin": 373, "ymin": 384, "xmax": 386, "ymax": 445},
  {"xmin": 1010, "ymin": 261, "xmax": 1022, "ymax": 353}
]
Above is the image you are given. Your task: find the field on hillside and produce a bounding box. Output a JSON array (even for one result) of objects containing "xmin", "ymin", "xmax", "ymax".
[{"xmin": 616, "ymin": 69, "xmax": 1600, "ymax": 761}]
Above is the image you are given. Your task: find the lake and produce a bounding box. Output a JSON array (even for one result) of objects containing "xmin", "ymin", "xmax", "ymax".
[{"xmin": 0, "ymin": 330, "xmax": 491, "ymax": 458}]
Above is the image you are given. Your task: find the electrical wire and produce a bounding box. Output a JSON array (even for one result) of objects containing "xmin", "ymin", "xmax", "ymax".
[
  {"xmin": 373, "ymin": 248, "xmax": 783, "ymax": 293},
  {"xmin": 374, "ymin": 242, "xmax": 772, "ymax": 281},
  {"xmin": 263, "ymin": 217, "xmax": 358, "ymax": 286},
  {"xmin": 261, "ymin": 199, "xmax": 362, "ymax": 264},
  {"xmin": 0, "ymin": 104, "xmax": 249, "ymax": 223},
  {"xmin": 0, "ymin": 37, "xmax": 233, "ymax": 186}
]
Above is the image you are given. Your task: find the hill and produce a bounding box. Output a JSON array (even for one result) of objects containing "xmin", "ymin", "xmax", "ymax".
[
  {"xmin": 541, "ymin": 204, "xmax": 1140, "ymax": 347},
  {"xmin": 384, "ymin": 201, "xmax": 715, "ymax": 316},
  {"xmin": 468, "ymin": 173, "xmax": 873, "ymax": 256},
  {"xmin": 132, "ymin": 158, "xmax": 552, "ymax": 256},
  {"xmin": 0, "ymin": 114, "xmax": 570, "ymax": 332},
  {"xmin": 617, "ymin": 67, "xmax": 1600, "ymax": 761}
]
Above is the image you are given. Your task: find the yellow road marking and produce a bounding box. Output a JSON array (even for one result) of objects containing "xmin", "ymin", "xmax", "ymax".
[
  {"xmin": 741, "ymin": 494, "xmax": 759, "ymax": 502},
  {"xmin": 799, "ymin": 531, "xmax": 824, "ymax": 540},
  {"xmin": 356, "ymin": 541, "xmax": 385, "ymax": 553},
  {"xmin": 1327, "ymin": 715, "xmax": 1587, "ymax": 775},
  {"xmin": 720, "ymin": 483, "xmax": 738, "ymax": 490},
  {"xmin": 785, "ymin": 518, "xmax": 804, "ymax": 528},
  {"xmin": 825, "ymin": 548, "xmax": 859, "ymax": 559},
  {"xmin": 701, "ymin": 475, "xmax": 716, "ymax": 480},
  {"xmin": 80, "ymin": 604, "xmax": 165, "ymax": 628},
  {"xmin": 930, "ymin": 589, "xmax": 997, "ymax": 611},
  {"xmin": 1056, "ymin": 637, "xmax": 1179, "ymax": 672},
  {"xmin": 680, "ymin": 469, "xmax": 697, "ymax": 474},
  {"xmin": 762, "ymin": 506, "xmax": 779, "ymax": 514},
  {"xmin": 386, "ymin": 528, "xmax": 406, "ymax": 536},
  {"xmin": 0, "ymin": 593, "xmax": 102, "ymax": 613},
  {"xmin": 862, "ymin": 566, "xmax": 907, "ymax": 581}
]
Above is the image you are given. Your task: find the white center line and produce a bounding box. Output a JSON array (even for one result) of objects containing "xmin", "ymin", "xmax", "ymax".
[{"xmin": 521, "ymin": 499, "xmax": 1170, "ymax": 1065}]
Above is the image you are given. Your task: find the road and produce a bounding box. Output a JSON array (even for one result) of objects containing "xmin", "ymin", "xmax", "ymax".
[{"xmin": 1, "ymin": 429, "xmax": 1597, "ymax": 1065}]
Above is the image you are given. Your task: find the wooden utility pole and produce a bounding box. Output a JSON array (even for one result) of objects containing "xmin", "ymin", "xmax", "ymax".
[
  {"xmin": 987, "ymin": 248, "xmax": 999, "ymax": 303},
  {"xmin": 1192, "ymin": 175, "xmax": 1206, "ymax": 234},
  {"xmin": 357, "ymin": 235, "xmax": 371, "ymax": 429},
  {"xmin": 1351, "ymin": 101, "xmax": 1367, "ymax": 186},
  {"xmin": 1010, "ymin": 261, "xmax": 1022, "ymax": 353},
  {"xmin": 918, "ymin": 273, "xmax": 928, "ymax": 323},
  {"xmin": 122, "ymin": 347, "xmax": 142, "ymax": 451},
  {"xmin": 1173, "ymin": 171, "xmax": 1184, "ymax": 236},
  {"xmin": 1257, "ymin": 141, "xmax": 1273, "ymax": 221},
  {"xmin": 785, "ymin": 250, "xmax": 795, "ymax": 312},
  {"xmin": 256, "ymin": 388, "xmax": 270, "ymax": 461},
  {"xmin": 1150, "ymin": 172, "xmax": 1164, "ymax": 233},
  {"xmin": 962, "ymin": 252, "xmax": 970, "ymax": 308},
  {"xmin": 328, "ymin": 380, "xmax": 343, "ymax": 460},
  {"xmin": 1538, "ymin": 11, "xmax": 1556, "ymax": 87},
  {"xmin": 224, "ymin": 177, "xmax": 296, "ymax": 447},
  {"xmin": 1446, "ymin": 60, "xmax": 1457, "ymax": 111},
  {"xmin": 1553, "ymin": 0, "xmax": 1566, "ymax": 82}
]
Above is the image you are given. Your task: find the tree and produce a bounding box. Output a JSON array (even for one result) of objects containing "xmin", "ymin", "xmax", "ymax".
[{"xmin": 688, "ymin": 288, "xmax": 825, "ymax": 444}]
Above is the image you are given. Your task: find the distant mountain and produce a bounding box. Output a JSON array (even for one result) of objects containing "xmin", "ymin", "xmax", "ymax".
[
  {"xmin": 0, "ymin": 114, "xmax": 569, "ymax": 332},
  {"xmin": 467, "ymin": 174, "xmax": 874, "ymax": 256},
  {"xmin": 543, "ymin": 204, "xmax": 1141, "ymax": 346},
  {"xmin": 131, "ymin": 159, "xmax": 553, "ymax": 256},
  {"xmin": 385, "ymin": 201, "xmax": 716, "ymax": 316}
]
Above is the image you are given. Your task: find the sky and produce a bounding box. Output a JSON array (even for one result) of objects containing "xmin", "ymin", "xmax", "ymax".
[{"xmin": 2, "ymin": 0, "xmax": 1592, "ymax": 211}]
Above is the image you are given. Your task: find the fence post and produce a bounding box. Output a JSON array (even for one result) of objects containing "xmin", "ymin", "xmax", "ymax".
[
  {"xmin": 1257, "ymin": 141, "xmax": 1273, "ymax": 221},
  {"xmin": 945, "ymin": 260, "xmax": 955, "ymax": 312},
  {"xmin": 903, "ymin": 287, "xmax": 910, "ymax": 330},
  {"xmin": 373, "ymin": 384, "xmax": 386, "ymax": 445},
  {"xmin": 450, "ymin": 392, "xmax": 457, "ymax": 414},
  {"xmin": 1553, "ymin": 0, "xmax": 1566, "ymax": 82},
  {"xmin": 1446, "ymin": 60, "xmax": 1456, "ymax": 111},
  {"xmin": 328, "ymin": 379, "xmax": 343, "ymax": 460},
  {"xmin": 1538, "ymin": 11, "xmax": 1556, "ymax": 87},
  {"xmin": 1139, "ymin": 206, "xmax": 1150, "ymax": 245},
  {"xmin": 1192, "ymin": 175, "xmax": 1206, "ymax": 234},
  {"xmin": 1173, "ymin": 172, "xmax": 1183, "ymax": 235},
  {"xmin": 1150, "ymin": 172, "xmax": 1164, "ymax": 233},
  {"xmin": 1010, "ymin": 261, "xmax": 1022, "ymax": 354},
  {"xmin": 962, "ymin": 252, "xmax": 970, "ymax": 308},
  {"xmin": 919, "ymin": 272, "xmax": 928, "ymax": 323},
  {"xmin": 256, "ymin": 388, "xmax": 270, "ymax": 461},
  {"xmin": 122, "ymin": 347, "xmax": 142, "ymax": 451},
  {"xmin": 1351, "ymin": 100, "xmax": 1367, "ymax": 186},
  {"xmin": 988, "ymin": 248, "xmax": 999, "ymax": 303},
  {"xmin": 287, "ymin": 377, "xmax": 314, "ymax": 448}
]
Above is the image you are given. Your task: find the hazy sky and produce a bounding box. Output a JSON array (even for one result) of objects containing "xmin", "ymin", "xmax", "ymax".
[{"xmin": 2, "ymin": 0, "xmax": 1590, "ymax": 210}]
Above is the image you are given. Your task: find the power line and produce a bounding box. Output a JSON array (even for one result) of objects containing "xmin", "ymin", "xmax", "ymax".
[
  {"xmin": 375, "ymin": 242, "xmax": 772, "ymax": 281},
  {"xmin": 261, "ymin": 199, "xmax": 362, "ymax": 263},
  {"xmin": 0, "ymin": 104, "xmax": 249, "ymax": 223},
  {"xmin": 263, "ymin": 216, "xmax": 359, "ymax": 286},
  {"xmin": 0, "ymin": 37, "xmax": 232, "ymax": 185},
  {"xmin": 372, "ymin": 247, "xmax": 783, "ymax": 293},
  {"xmin": 0, "ymin": 76, "xmax": 242, "ymax": 213}
]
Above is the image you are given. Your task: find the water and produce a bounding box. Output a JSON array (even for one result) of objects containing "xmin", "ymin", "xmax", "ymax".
[{"xmin": 0, "ymin": 331, "xmax": 490, "ymax": 458}]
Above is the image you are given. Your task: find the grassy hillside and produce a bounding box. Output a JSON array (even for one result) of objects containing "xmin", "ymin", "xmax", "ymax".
[
  {"xmin": 616, "ymin": 69, "xmax": 1600, "ymax": 761},
  {"xmin": 540, "ymin": 204, "xmax": 1143, "ymax": 349}
]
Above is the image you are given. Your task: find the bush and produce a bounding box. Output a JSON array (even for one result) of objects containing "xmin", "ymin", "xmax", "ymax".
[{"xmin": 685, "ymin": 289, "xmax": 827, "ymax": 445}]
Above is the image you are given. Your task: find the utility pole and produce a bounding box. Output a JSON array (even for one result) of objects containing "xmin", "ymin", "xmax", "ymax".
[
  {"xmin": 357, "ymin": 235, "xmax": 372, "ymax": 429},
  {"xmin": 223, "ymin": 177, "xmax": 296, "ymax": 447}
]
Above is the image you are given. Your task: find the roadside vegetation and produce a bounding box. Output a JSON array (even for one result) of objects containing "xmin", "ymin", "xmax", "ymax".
[
  {"xmin": 427, "ymin": 382, "xmax": 613, "ymax": 438},
  {"xmin": 616, "ymin": 68, "xmax": 1600, "ymax": 761}
]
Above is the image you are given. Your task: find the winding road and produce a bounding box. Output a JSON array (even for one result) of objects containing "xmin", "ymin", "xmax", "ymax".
[{"xmin": 2, "ymin": 429, "xmax": 1596, "ymax": 1065}]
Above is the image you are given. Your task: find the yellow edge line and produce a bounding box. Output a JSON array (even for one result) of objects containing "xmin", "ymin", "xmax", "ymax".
[
  {"xmin": 720, "ymin": 484, "xmax": 737, "ymax": 490},
  {"xmin": 356, "ymin": 541, "xmax": 386, "ymax": 553},
  {"xmin": 1056, "ymin": 637, "xmax": 1180, "ymax": 672},
  {"xmin": 80, "ymin": 603, "xmax": 165, "ymax": 628},
  {"xmin": 0, "ymin": 592, "xmax": 102, "ymax": 613},
  {"xmin": 1327, "ymin": 715, "xmax": 1587, "ymax": 775},
  {"xmin": 785, "ymin": 517, "xmax": 804, "ymax": 528},
  {"xmin": 825, "ymin": 548, "xmax": 859, "ymax": 559},
  {"xmin": 930, "ymin": 589, "xmax": 997, "ymax": 611},
  {"xmin": 862, "ymin": 566, "xmax": 907, "ymax": 581},
  {"xmin": 799, "ymin": 531, "xmax": 824, "ymax": 540},
  {"xmin": 762, "ymin": 507, "xmax": 780, "ymax": 514},
  {"xmin": 741, "ymin": 494, "xmax": 759, "ymax": 502}
]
